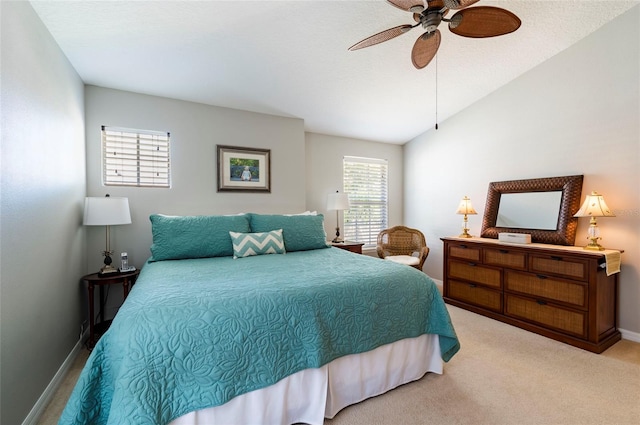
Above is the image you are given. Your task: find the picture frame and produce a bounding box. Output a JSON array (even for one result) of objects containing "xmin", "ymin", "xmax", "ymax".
[{"xmin": 217, "ymin": 145, "xmax": 271, "ymax": 192}]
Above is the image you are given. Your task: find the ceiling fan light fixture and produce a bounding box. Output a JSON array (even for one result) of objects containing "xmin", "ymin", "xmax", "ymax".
[
  {"xmin": 421, "ymin": 10, "xmax": 443, "ymax": 33},
  {"xmin": 443, "ymin": 0, "xmax": 480, "ymax": 9},
  {"xmin": 449, "ymin": 14, "xmax": 462, "ymax": 29},
  {"xmin": 421, "ymin": 31, "xmax": 436, "ymax": 41},
  {"xmin": 409, "ymin": 5, "xmax": 425, "ymax": 13}
]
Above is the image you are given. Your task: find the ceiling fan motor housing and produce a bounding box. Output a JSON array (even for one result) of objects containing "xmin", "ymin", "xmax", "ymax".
[{"xmin": 421, "ymin": 9, "xmax": 443, "ymax": 33}]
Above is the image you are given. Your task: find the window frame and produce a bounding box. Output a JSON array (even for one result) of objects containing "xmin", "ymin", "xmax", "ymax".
[
  {"xmin": 342, "ymin": 156, "xmax": 389, "ymax": 248},
  {"xmin": 101, "ymin": 126, "xmax": 171, "ymax": 188}
]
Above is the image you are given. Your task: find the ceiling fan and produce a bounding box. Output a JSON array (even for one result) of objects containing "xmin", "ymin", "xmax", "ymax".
[{"xmin": 349, "ymin": 0, "xmax": 521, "ymax": 69}]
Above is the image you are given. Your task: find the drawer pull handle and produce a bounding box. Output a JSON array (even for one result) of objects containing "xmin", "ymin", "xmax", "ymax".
[
  {"xmin": 536, "ymin": 299, "xmax": 547, "ymax": 306},
  {"xmin": 459, "ymin": 245, "xmax": 468, "ymax": 249},
  {"xmin": 499, "ymin": 249, "xmax": 509, "ymax": 254},
  {"xmin": 551, "ymin": 255, "xmax": 563, "ymax": 261},
  {"xmin": 536, "ymin": 274, "xmax": 548, "ymax": 280},
  {"xmin": 468, "ymin": 262, "xmax": 477, "ymax": 266},
  {"xmin": 469, "ymin": 284, "xmax": 477, "ymax": 288}
]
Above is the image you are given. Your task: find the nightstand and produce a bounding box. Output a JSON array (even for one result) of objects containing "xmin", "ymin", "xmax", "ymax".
[
  {"xmin": 82, "ymin": 269, "xmax": 140, "ymax": 349},
  {"xmin": 331, "ymin": 241, "xmax": 365, "ymax": 254}
]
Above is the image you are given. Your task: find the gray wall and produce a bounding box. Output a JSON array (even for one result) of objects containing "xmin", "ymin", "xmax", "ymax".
[
  {"xmin": 84, "ymin": 86, "xmax": 307, "ymax": 294},
  {"xmin": 305, "ymin": 132, "xmax": 404, "ymax": 254},
  {"xmin": 0, "ymin": 2, "xmax": 86, "ymax": 424},
  {"xmin": 404, "ymin": 6, "xmax": 640, "ymax": 336}
]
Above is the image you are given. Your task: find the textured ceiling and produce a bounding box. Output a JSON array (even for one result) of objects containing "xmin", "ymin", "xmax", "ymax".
[{"xmin": 30, "ymin": 0, "xmax": 639, "ymax": 144}]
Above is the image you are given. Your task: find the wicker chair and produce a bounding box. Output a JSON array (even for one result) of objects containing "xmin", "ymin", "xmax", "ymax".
[{"xmin": 376, "ymin": 226, "xmax": 429, "ymax": 271}]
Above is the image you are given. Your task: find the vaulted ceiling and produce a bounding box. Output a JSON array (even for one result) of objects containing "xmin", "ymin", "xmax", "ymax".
[{"xmin": 30, "ymin": 0, "xmax": 639, "ymax": 144}]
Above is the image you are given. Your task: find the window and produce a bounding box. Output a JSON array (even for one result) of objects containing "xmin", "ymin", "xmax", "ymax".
[
  {"xmin": 102, "ymin": 126, "xmax": 171, "ymax": 188},
  {"xmin": 343, "ymin": 156, "xmax": 388, "ymax": 247}
]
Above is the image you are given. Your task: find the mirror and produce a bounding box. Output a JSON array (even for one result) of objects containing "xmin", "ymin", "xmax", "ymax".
[
  {"xmin": 496, "ymin": 191, "xmax": 562, "ymax": 230},
  {"xmin": 480, "ymin": 175, "xmax": 584, "ymax": 245}
]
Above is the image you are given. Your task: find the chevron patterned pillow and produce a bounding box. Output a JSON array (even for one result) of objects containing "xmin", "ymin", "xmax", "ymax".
[{"xmin": 230, "ymin": 229, "xmax": 286, "ymax": 259}]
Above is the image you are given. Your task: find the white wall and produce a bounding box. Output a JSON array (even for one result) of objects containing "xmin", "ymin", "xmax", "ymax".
[
  {"xmin": 85, "ymin": 86, "xmax": 306, "ymax": 274},
  {"xmin": 305, "ymin": 132, "xmax": 404, "ymax": 253},
  {"xmin": 404, "ymin": 6, "xmax": 640, "ymax": 335},
  {"xmin": 0, "ymin": 2, "xmax": 86, "ymax": 424}
]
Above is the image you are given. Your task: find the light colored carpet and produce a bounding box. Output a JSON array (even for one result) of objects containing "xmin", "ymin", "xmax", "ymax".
[
  {"xmin": 38, "ymin": 305, "xmax": 640, "ymax": 425},
  {"xmin": 326, "ymin": 305, "xmax": 640, "ymax": 425}
]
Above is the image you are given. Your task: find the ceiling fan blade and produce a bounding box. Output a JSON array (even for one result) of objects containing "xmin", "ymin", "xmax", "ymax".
[
  {"xmin": 449, "ymin": 6, "xmax": 521, "ymax": 38},
  {"xmin": 411, "ymin": 30, "xmax": 441, "ymax": 69},
  {"xmin": 349, "ymin": 25, "xmax": 414, "ymax": 51},
  {"xmin": 442, "ymin": 0, "xmax": 479, "ymax": 10},
  {"xmin": 388, "ymin": 0, "xmax": 425, "ymax": 13}
]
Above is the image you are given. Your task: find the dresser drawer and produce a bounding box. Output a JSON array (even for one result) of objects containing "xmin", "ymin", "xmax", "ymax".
[
  {"xmin": 505, "ymin": 294, "xmax": 587, "ymax": 338},
  {"xmin": 484, "ymin": 248, "xmax": 527, "ymax": 270},
  {"xmin": 530, "ymin": 254, "xmax": 588, "ymax": 281},
  {"xmin": 448, "ymin": 243, "xmax": 481, "ymax": 262},
  {"xmin": 449, "ymin": 279, "xmax": 502, "ymax": 312},
  {"xmin": 448, "ymin": 260, "xmax": 501, "ymax": 289},
  {"xmin": 505, "ymin": 270, "xmax": 587, "ymax": 309}
]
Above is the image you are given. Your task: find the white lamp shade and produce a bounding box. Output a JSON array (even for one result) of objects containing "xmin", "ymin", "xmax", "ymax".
[
  {"xmin": 573, "ymin": 191, "xmax": 615, "ymax": 218},
  {"xmin": 456, "ymin": 196, "xmax": 477, "ymax": 215},
  {"xmin": 83, "ymin": 197, "xmax": 132, "ymax": 226},
  {"xmin": 327, "ymin": 192, "xmax": 350, "ymax": 211}
]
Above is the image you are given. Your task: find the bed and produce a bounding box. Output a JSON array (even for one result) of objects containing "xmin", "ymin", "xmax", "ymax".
[{"xmin": 60, "ymin": 213, "xmax": 459, "ymax": 425}]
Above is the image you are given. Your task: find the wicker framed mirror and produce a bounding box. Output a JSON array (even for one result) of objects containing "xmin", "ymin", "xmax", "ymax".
[{"xmin": 480, "ymin": 175, "xmax": 584, "ymax": 245}]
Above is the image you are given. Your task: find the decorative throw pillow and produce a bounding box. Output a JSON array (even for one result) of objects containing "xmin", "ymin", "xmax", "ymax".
[
  {"xmin": 249, "ymin": 214, "xmax": 329, "ymax": 252},
  {"xmin": 149, "ymin": 214, "xmax": 250, "ymax": 261},
  {"xmin": 230, "ymin": 229, "xmax": 286, "ymax": 259}
]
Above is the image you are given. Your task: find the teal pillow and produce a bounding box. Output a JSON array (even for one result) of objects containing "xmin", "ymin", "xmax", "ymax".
[
  {"xmin": 149, "ymin": 214, "xmax": 250, "ymax": 261},
  {"xmin": 249, "ymin": 214, "xmax": 329, "ymax": 252},
  {"xmin": 230, "ymin": 229, "xmax": 286, "ymax": 259}
]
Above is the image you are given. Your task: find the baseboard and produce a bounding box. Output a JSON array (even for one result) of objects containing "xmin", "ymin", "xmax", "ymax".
[
  {"xmin": 22, "ymin": 332, "xmax": 87, "ymax": 425},
  {"xmin": 620, "ymin": 328, "xmax": 640, "ymax": 343}
]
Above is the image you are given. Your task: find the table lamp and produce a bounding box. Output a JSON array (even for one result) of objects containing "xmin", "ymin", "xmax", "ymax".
[
  {"xmin": 456, "ymin": 196, "xmax": 477, "ymax": 238},
  {"xmin": 327, "ymin": 191, "xmax": 351, "ymax": 243},
  {"xmin": 573, "ymin": 191, "xmax": 615, "ymax": 251},
  {"xmin": 84, "ymin": 195, "xmax": 132, "ymax": 275}
]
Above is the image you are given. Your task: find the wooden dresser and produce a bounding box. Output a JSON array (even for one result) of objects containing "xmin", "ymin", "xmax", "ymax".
[{"xmin": 441, "ymin": 237, "xmax": 621, "ymax": 353}]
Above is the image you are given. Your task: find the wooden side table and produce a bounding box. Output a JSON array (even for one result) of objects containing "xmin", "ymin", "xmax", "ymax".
[
  {"xmin": 331, "ymin": 241, "xmax": 365, "ymax": 254},
  {"xmin": 82, "ymin": 269, "xmax": 140, "ymax": 348}
]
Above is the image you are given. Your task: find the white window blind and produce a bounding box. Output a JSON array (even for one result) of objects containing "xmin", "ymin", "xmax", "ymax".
[
  {"xmin": 102, "ymin": 126, "xmax": 171, "ymax": 188},
  {"xmin": 343, "ymin": 156, "xmax": 388, "ymax": 247}
]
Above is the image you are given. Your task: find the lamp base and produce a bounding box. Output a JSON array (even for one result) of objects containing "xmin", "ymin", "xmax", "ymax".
[
  {"xmin": 583, "ymin": 246, "xmax": 605, "ymax": 251},
  {"xmin": 332, "ymin": 226, "xmax": 343, "ymax": 243},
  {"xmin": 458, "ymin": 228, "xmax": 472, "ymax": 238},
  {"xmin": 98, "ymin": 265, "xmax": 119, "ymax": 276},
  {"xmin": 583, "ymin": 235, "xmax": 605, "ymax": 251},
  {"xmin": 583, "ymin": 241, "xmax": 605, "ymax": 251},
  {"xmin": 98, "ymin": 251, "xmax": 118, "ymax": 276}
]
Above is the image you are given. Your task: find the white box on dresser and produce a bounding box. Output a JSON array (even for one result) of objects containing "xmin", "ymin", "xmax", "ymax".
[{"xmin": 498, "ymin": 232, "xmax": 532, "ymax": 244}]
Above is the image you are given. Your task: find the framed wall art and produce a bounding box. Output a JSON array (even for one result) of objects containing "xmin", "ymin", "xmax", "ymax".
[{"xmin": 217, "ymin": 145, "xmax": 271, "ymax": 192}]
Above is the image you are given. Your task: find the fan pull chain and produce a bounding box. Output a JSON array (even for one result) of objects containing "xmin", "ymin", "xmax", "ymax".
[{"xmin": 435, "ymin": 54, "xmax": 439, "ymax": 130}]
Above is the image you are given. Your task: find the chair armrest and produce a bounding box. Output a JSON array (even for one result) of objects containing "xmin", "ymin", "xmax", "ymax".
[{"xmin": 417, "ymin": 246, "xmax": 430, "ymax": 269}]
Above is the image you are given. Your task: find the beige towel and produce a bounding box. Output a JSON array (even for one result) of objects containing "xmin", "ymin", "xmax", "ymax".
[{"xmin": 604, "ymin": 251, "xmax": 621, "ymax": 276}]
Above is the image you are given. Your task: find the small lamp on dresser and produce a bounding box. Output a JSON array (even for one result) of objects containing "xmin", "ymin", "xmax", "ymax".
[
  {"xmin": 456, "ymin": 196, "xmax": 477, "ymax": 238},
  {"xmin": 84, "ymin": 194, "xmax": 132, "ymax": 275},
  {"xmin": 573, "ymin": 191, "xmax": 615, "ymax": 251}
]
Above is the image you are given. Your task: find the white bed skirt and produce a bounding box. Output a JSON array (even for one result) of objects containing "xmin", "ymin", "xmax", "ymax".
[{"xmin": 170, "ymin": 334, "xmax": 442, "ymax": 425}]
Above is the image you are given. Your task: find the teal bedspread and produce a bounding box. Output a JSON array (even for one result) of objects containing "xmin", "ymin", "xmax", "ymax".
[{"xmin": 60, "ymin": 248, "xmax": 459, "ymax": 425}]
